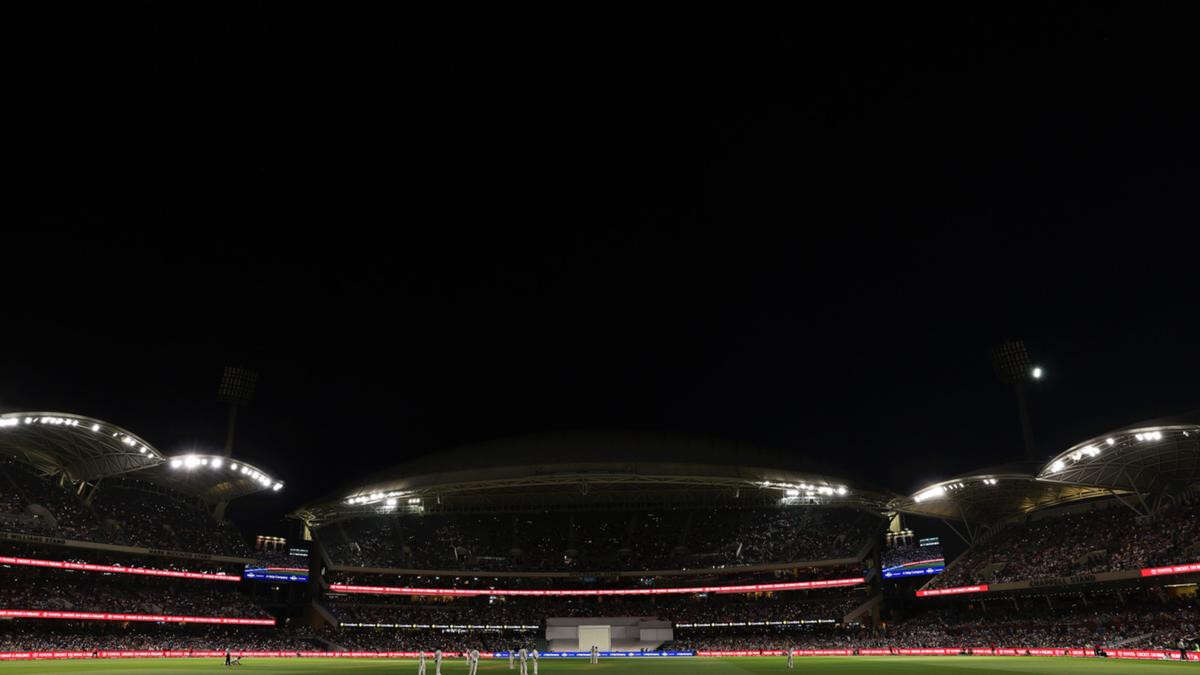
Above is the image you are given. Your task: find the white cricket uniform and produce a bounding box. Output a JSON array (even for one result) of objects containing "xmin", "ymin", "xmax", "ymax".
[
  {"xmin": 510, "ymin": 650, "xmax": 516, "ymax": 669},
  {"xmin": 531, "ymin": 649, "xmax": 540, "ymax": 674},
  {"xmin": 418, "ymin": 653, "xmax": 427, "ymax": 675},
  {"xmin": 519, "ymin": 648, "xmax": 528, "ymax": 675},
  {"xmin": 591, "ymin": 645, "xmax": 599, "ymax": 664},
  {"xmin": 787, "ymin": 648, "xmax": 794, "ymax": 668},
  {"xmin": 434, "ymin": 649, "xmax": 443, "ymax": 675},
  {"xmin": 468, "ymin": 649, "xmax": 480, "ymax": 675}
]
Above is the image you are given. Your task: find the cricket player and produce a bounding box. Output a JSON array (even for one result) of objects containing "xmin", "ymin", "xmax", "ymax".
[
  {"xmin": 468, "ymin": 648, "xmax": 480, "ymax": 675},
  {"xmin": 434, "ymin": 648, "xmax": 443, "ymax": 675},
  {"xmin": 509, "ymin": 649, "xmax": 516, "ymax": 669},
  {"xmin": 519, "ymin": 647, "xmax": 529, "ymax": 675},
  {"xmin": 418, "ymin": 651, "xmax": 427, "ymax": 675},
  {"xmin": 531, "ymin": 649, "xmax": 540, "ymax": 675},
  {"xmin": 787, "ymin": 647, "xmax": 795, "ymax": 669},
  {"xmin": 590, "ymin": 644, "xmax": 599, "ymax": 664}
]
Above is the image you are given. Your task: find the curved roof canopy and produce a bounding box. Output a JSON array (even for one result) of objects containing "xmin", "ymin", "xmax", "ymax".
[
  {"xmin": 0, "ymin": 412, "xmax": 164, "ymax": 481},
  {"xmin": 294, "ymin": 431, "xmax": 898, "ymax": 525},
  {"xmin": 891, "ymin": 465, "xmax": 1124, "ymax": 523},
  {"xmin": 142, "ymin": 453, "xmax": 285, "ymax": 502},
  {"xmin": 0, "ymin": 412, "xmax": 284, "ymax": 503},
  {"xmin": 1038, "ymin": 415, "xmax": 1199, "ymax": 494}
]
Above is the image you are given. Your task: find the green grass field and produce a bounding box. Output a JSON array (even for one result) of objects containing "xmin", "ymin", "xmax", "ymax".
[{"xmin": 0, "ymin": 657, "xmax": 1194, "ymax": 674}]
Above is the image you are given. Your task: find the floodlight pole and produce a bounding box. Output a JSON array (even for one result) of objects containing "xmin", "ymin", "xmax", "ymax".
[
  {"xmin": 223, "ymin": 404, "xmax": 238, "ymax": 457},
  {"xmin": 1013, "ymin": 382, "xmax": 1036, "ymax": 462}
]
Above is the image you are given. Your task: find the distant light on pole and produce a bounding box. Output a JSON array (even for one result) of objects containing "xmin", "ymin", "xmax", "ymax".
[{"xmin": 1031, "ymin": 366, "xmax": 1043, "ymax": 379}]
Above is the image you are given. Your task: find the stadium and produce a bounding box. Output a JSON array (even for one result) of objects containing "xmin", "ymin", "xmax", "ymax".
[{"xmin": 1, "ymin": 415, "xmax": 1198, "ymax": 673}]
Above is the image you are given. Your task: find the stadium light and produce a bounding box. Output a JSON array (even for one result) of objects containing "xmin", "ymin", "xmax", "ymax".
[
  {"xmin": 90, "ymin": 423, "xmax": 100, "ymax": 432},
  {"xmin": 1050, "ymin": 460, "xmax": 1065, "ymax": 472},
  {"xmin": 273, "ymin": 482, "xmax": 283, "ymax": 491},
  {"xmin": 230, "ymin": 463, "xmax": 238, "ymax": 471},
  {"xmin": 211, "ymin": 457, "xmax": 223, "ymax": 468},
  {"xmin": 1031, "ymin": 366, "xmax": 1043, "ymax": 379},
  {"xmin": 170, "ymin": 458, "xmax": 182, "ymax": 468},
  {"xmin": 1106, "ymin": 438, "xmax": 1115, "ymax": 445}
]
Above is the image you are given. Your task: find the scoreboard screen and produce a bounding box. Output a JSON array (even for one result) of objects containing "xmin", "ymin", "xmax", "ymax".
[
  {"xmin": 243, "ymin": 566, "xmax": 308, "ymax": 582},
  {"xmin": 883, "ymin": 537, "xmax": 945, "ymax": 579}
]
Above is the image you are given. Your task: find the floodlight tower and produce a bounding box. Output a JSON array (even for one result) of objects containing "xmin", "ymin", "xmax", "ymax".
[
  {"xmin": 989, "ymin": 340, "xmax": 1043, "ymax": 461},
  {"xmin": 217, "ymin": 366, "xmax": 258, "ymax": 458}
]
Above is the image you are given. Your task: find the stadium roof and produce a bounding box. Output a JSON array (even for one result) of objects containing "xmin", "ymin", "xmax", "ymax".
[
  {"xmin": 0, "ymin": 412, "xmax": 165, "ymax": 481},
  {"xmin": 894, "ymin": 412, "xmax": 1199, "ymax": 525},
  {"xmin": 890, "ymin": 463, "xmax": 1124, "ymax": 524},
  {"xmin": 0, "ymin": 412, "xmax": 284, "ymax": 503},
  {"xmin": 1037, "ymin": 412, "xmax": 1200, "ymax": 495},
  {"xmin": 293, "ymin": 431, "xmax": 900, "ymax": 525}
]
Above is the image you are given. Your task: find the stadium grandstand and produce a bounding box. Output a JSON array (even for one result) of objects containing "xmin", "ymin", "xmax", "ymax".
[
  {"xmin": 2, "ymin": 418, "xmax": 1198, "ymax": 666},
  {"xmin": 0, "ymin": 412, "xmax": 312, "ymax": 655}
]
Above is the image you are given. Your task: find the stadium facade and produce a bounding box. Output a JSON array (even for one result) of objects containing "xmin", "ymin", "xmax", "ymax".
[{"xmin": 1, "ymin": 412, "xmax": 1198, "ymax": 662}]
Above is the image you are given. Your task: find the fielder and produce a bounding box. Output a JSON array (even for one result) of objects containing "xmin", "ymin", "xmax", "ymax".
[
  {"xmin": 590, "ymin": 644, "xmax": 599, "ymax": 664},
  {"xmin": 519, "ymin": 647, "xmax": 529, "ymax": 675},
  {"xmin": 531, "ymin": 648, "xmax": 540, "ymax": 675},
  {"xmin": 509, "ymin": 649, "xmax": 516, "ymax": 669},
  {"xmin": 468, "ymin": 648, "xmax": 480, "ymax": 675},
  {"xmin": 418, "ymin": 652, "xmax": 427, "ymax": 675},
  {"xmin": 787, "ymin": 647, "xmax": 794, "ymax": 669},
  {"xmin": 434, "ymin": 648, "xmax": 443, "ymax": 675}
]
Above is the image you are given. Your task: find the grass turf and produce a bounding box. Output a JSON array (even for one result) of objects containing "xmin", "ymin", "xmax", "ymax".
[{"xmin": 0, "ymin": 657, "xmax": 1193, "ymax": 674}]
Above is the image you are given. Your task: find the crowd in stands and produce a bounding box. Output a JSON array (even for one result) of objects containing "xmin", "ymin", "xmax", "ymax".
[
  {"xmin": 930, "ymin": 499, "xmax": 1200, "ymax": 588},
  {"xmin": 0, "ymin": 458, "xmax": 252, "ymax": 558},
  {"xmin": 0, "ymin": 623, "xmax": 317, "ymax": 652},
  {"xmin": 327, "ymin": 590, "xmax": 865, "ymax": 626},
  {"xmin": 330, "ymin": 628, "xmax": 534, "ymax": 653},
  {"xmin": 667, "ymin": 591, "xmax": 1200, "ymax": 652},
  {"xmin": 320, "ymin": 507, "xmax": 880, "ymax": 572},
  {"xmin": 329, "ymin": 563, "xmax": 864, "ymax": 591},
  {"xmin": 0, "ymin": 570, "xmax": 270, "ymax": 618}
]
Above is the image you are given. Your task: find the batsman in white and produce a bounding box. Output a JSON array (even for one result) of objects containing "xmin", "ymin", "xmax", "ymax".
[
  {"xmin": 468, "ymin": 648, "xmax": 480, "ymax": 675},
  {"xmin": 418, "ymin": 651, "xmax": 427, "ymax": 675},
  {"xmin": 434, "ymin": 648, "xmax": 443, "ymax": 675},
  {"xmin": 531, "ymin": 648, "xmax": 540, "ymax": 675},
  {"xmin": 786, "ymin": 647, "xmax": 794, "ymax": 669},
  {"xmin": 509, "ymin": 649, "xmax": 516, "ymax": 669},
  {"xmin": 519, "ymin": 647, "xmax": 529, "ymax": 675},
  {"xmin": 590, "ymin": 644, "xmax": 599, "ymax": 664}
]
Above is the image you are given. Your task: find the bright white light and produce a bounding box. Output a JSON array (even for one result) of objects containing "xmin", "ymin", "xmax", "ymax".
[
  {"xmin": 836, "ymin": 486, "xmax": 847, "ymax": 496},
  {"xmin": 169, "ymin": 459, "xmax": 183, "ymax": 468},
  {"xmin": 914, "ymin": 485, "xmax": 945, "ymax": 502},
  {"xmin": 1082, "ymin": 445, "xmax": 1100, "ymax": 457},
  {"xmin": 91, "ymin": 423, "xmax": 100, "ymax": 432},
  {"xmin": 272, "ymin": 482, "xmax": 283, "ymax": 491},
  {"xmin": 0, "ymin": 418, "xmax": 19, "ymax": 428},
  {"xmin": 408, "ymin": 498, "xmax": 421, "ymax": 504},
  {"xmin": 230, "ymin": 463, "xmax": 238, "ymax": 471},
  {"xmin": 184, "ymin": 455, "xmax": 201, "ymax": 469},
  {"xmin": 200, "ymin": 458, "xmax": 209, "ymax": 466},
  {"xmin": 785, "ymin": 489, "xmax": 800, "ymax": 497},
  {"xmin": 1106, "ymin": 438, "xmax": 1115, "ymax": 445},
  {"xmin": 1031, "ymin": 366, "xmax": 1043, "ymax": 379},
  {"xmin": 211, "ymin": 458, "xmax": 223, "ymax": 469},
  {"xmin": 385, "ymin": 498, "xmax": 398, "ymax": 506},
  {"xmin": 1050, "ymin": 460, "xmax": 1065, "ymax": 472}
]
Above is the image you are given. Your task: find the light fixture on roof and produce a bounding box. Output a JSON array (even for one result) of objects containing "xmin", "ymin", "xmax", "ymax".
[
  {"xmin": 785, "ymin": 489, "xmax": 800, "ymax": 497},
  {"xmin": 91, "ymin": 423, "xmax": 100, "ymax": 432},
  {"xmin": 272, "ymin": 482, "xmax": 283, "ymax": 491},
  {"xmin": 1031, "ymin": 366, "xmax": 1043, "ymax": 379},
  {"xmin": 230, "ymin": 463, "xmax": 238, "ymax": 471},
  {"xmin": 1050, "ymin": 460, "xmax": 1065, "ymax": 472},
  {"xmin": 170, "ymin": 458, "xmax": 183, "ymax": 468},
  {"xmin": 836, "ymin": 486, "xmax": 847, "ymax": 496},
  {"xmin": 184, "ymin": 455, "xmax": 201, "ymax": 469},
  {"xmin": 1106, "ymin": 438, "xmax": 1115, "ymax": 445},
  {"xmin": 211, "ymin": 458, "xmax": 222, "ymax": 469}
]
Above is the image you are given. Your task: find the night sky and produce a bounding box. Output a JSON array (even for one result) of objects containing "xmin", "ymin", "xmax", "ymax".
[{"xmin": 7, "ymin": 4, "xmax": 1198, "ymax": 539}]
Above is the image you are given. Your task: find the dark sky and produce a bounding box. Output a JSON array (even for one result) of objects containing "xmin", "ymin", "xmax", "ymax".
[{"xmin": 7, "ymin": 4, "xmax": 1198, "ymax": 537}]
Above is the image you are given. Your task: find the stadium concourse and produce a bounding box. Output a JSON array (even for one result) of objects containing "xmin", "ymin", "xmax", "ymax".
[{"xmin": 1, "ymin": 418, "xmax": 1199, "ymax": 666}]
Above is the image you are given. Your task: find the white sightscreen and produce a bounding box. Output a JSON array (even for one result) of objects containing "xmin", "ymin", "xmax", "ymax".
[{"xmin": 577, "ymin": 625, "xmax": 611, "ymax": 651}]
